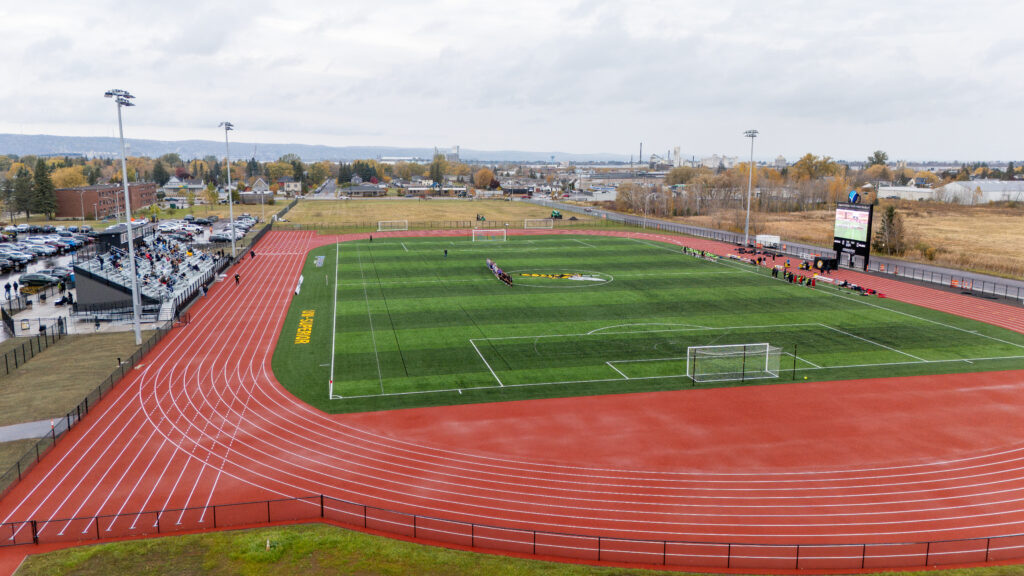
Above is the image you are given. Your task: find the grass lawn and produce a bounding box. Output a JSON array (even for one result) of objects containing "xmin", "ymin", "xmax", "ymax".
[
  {"xmin": 19, "ymin": 522, "xmax": 1024, "ymax": 576},
  {"xmin": 0, "ymin": 332, "xmax": 144, "ymax": 428},
  {"xmin": 281, "ymin": 198, "xmax": 599, "ymax": 229},
  {"xmin": 663, "ymin": 200, "xmax": 1024, "ymax": 279},
  {"xmin": 271, "ymin": 234, "xmax": 1024, "ymax": 413}
]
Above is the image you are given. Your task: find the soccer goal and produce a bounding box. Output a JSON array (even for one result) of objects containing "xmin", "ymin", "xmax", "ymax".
[
  {"xmin": 524, "ymin": 218, "xmax": 554, "ymax": 229},
  {"xmin": 472, "ymin": 229, "xmax": 507, "ymax": 242},
  {"xmin": 686, "ymin": 343, "xmax": 782, "ymax": 383},
  {"xmin": 378, "ymin": 220, "xmax": 408, "ymax": 232}
]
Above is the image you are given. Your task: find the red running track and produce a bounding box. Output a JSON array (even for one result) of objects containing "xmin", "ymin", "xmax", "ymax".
[{"xmin": 2, "ymin": 229, "xmax": 1024, "ymax": 573}]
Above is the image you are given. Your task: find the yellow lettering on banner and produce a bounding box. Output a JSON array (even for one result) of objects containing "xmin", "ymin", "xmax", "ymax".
[{"xmin": 294, "ymin": 309, "xmax": 315, "ymax": 344}]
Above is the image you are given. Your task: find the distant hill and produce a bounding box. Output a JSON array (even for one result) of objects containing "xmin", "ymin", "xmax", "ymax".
[{"xmin": 0, "ymin": 133, "xmax": 629, "ymax": 164}]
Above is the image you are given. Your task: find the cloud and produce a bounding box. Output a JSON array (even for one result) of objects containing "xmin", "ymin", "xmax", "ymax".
[{"xmin": 1, "ymin": 0, "xmax": 1023, "ymax": 160}]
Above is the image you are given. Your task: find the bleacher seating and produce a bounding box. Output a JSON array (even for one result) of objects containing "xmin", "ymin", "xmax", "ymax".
[{"xmin": 75, "ymin": 236, "xmax": 219, "ymax": 306}]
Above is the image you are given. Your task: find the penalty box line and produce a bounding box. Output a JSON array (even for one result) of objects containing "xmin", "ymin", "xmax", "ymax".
[{"xmin": 328, "ymin": 353, "xmax": 1024, "ymax": 400}]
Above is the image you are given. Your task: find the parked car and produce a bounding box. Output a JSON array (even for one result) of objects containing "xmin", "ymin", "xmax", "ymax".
[
  {"xmin": 14, "ymin": 224, "xmax": 29, "ymax": 233},
  {"xmin": 18, "ymin": 272, "xmax": 59, "ymax": 287},
  {"xmin": 208, "ymin": 233, "xmax": 234, "ymax": 243},
  {"xmin": 38, "ymin": 267, "xmax": 73, "ymax": 282}
]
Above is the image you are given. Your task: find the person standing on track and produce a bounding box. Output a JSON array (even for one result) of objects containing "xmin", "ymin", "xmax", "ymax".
[
  {"xmin": 234, "ymin": 273, "xmax": 240, "ymax": 285},
  {"xmin": 250, "ymin": 249, "xmax": 256, "ymax": 259},
  {"xmin": 444, "ymin": 249, "xmax": 447, "ymax": 259}
]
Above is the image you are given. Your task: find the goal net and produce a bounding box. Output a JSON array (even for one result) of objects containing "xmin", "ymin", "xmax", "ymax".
[
  {"xmin": 686, "ymin": 343, "xmax": 782, "ymax": 383},
  {"xmin": 524, "ymin": 218, "xmax": 554, "ymax": 229},
  {"xmin": 472, "ymin": 229, "xmax": 507, "ymax": 242},
  {"xmin": 378, "ymin": 220, "xmax": 408, "ymax": 231}
]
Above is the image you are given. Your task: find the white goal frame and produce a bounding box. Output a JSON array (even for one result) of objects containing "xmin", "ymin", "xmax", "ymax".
[
  {"xmin": 472, "ymin": 229, "xmax": 507, "ymax": 242},
  {"xmin": 524, "ymin": 218, "xmax": 554, "ymax": 229},
  {"xmin": 686, "ymin": 343, "xmax": 781, "ymax": 383},
  {"xmin": 377, "ymin": 220, "xmax": 408, "ymax": 231}
]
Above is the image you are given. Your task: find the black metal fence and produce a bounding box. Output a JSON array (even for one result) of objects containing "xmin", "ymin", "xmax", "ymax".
[
  {"xmin": 275, "ymin": 218, "xmax": 607, "ymax": 234},
  {"xmin": 1, "ymin": 491, "xmax": 1023, "ymax": 571},
  {"xmin": 528, "ymin": 199, "xmax": 1024, "ymax": 305},
  {"xmin": 0, "ymin": 326, "xmax": 68, "ymax": 378},
  {"xmin": 0, "ymin": 320, "xmax": 174, "ymax": 501}
]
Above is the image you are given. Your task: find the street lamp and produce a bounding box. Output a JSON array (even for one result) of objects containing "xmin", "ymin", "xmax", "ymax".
[
  {"xmin": 642, "ymin": 191, "xmax": 657, "ymax": 230},
  {"xmin": 219, "ymin": 122, "xmax": 236, "ymax": 258},
  {"xmin": 743, "ymin": 129, "xmax": 758, "ymax": 247},
  {"xmin": 105, "ymin": 89, "xmax": 143, "ymax": 345},
  {"xmin": 76, "ymin": 189, "xmax": 87, "ymax": 223}
]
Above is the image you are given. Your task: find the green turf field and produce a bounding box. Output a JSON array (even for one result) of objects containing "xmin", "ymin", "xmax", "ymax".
[{"xmin": 271, "ymin": 234, "xmax": 1024, "ymax": 413}]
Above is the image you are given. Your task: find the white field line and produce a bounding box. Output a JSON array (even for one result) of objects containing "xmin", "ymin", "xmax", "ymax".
[
  {"xmin": 630, "ymin": 238, "xmax": 687, "ymax": 254},
  {"xmin": 401, "ymin": 242, "xmax": 408, "ymax": 252},
  {"xmin": 715, "ymin": 257, "xmax": 1024, "ymax": 350},
  {"xmin": 785, "ymin": 351, "xmax": 821, "ymax": 369},
  {"xmin": 605, "ymin": 362, "xmax": 630, "ymax": 379},
  {"xmin": 334, "ymin": 352, "xmax": 1024, "ymax": 400},
  {"xmin": 330, "ymin": 242, "xmax": 339, "ymax": 399},
  {"xmin": 469, "ymin": 339, "xmax": 504, "ymax": 387},
  {"xmin": 486, "ymin": 323, "xmax": 820, "ymax": 342},
  {"xmin": 574, "ymin": 239, "xmax": 598, "ymax": 248},
  {"xmin": 357, "ymin": 248, "xmax": 385, "ymax": 394},
  {"xmin": 819, "ymin": 323, "xmax": 927, "ymax": 362}
]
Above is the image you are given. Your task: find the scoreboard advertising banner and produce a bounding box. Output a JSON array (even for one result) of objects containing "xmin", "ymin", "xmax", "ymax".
[{"xmin": 833, "ymin": 202, "xmax": 873, "ymax": 270}]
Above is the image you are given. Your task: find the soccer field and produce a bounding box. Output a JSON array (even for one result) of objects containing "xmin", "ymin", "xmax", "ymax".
[{"xmin": 271, "ymin": 234, "xmax": 1024, "ymax": 413}]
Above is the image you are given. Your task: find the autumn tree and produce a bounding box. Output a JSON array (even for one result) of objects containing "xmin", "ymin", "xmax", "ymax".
[
  {"xmin": 52, "ymin": 166, "xmax": 87, "ymax": 189},
  {"xmin": 473, "ymin": 168, "xmax": 495, "ymax": 188},
  {"xmin": 664, "ymin": 166, "xmax": 698, "ymax": 186},
  {"xmin": 32, "ymin": 158, "xmax": 57, "ymax": 218},
  {"xmin": 205, "ymin": 182, "xmax": 220, "ymax": 212},
  {"xmin": 790, "ymin": 153, "xmax": 839, "ymax": 182}
]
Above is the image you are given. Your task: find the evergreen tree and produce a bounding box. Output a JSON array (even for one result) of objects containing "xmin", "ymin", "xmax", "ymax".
[
  {"xmin": 32, "ymin": 158, "xmax": 57, "ymax": 218},
  {"xmin": 429, "ymin": 154, "xmax": 446, "ymax": 185},
  {"xmin": 13, "ymin": 167, "xmax": 33, "ymax": 219},
  {"xmin": 1005, "ymin": 161, "xmax": 1016, "ymax": 181},
  {"xmin": 871, "ymin": 205, "xmax": 906, "ymax": 255},
  {"xmin": 337, "ymin": 162, "xmax": 353, "ymax": 183},
  {"xmin": 1, "ymin": 179, "xmax": 15, "ymax": 223},
  {"xmin": 152, "ymin": 159, "xmax": 171, "ymax": 186}
]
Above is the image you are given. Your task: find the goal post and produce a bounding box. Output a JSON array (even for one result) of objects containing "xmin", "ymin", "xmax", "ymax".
[
  {"xmin": 686, "ymin": 343, "xmax": 782, "ymax": 383},
  {"xmin": 524, "ymin": 218, "xmax": 554, "ymax": 229},
  {"xmin": 377, "ymin": 220, "xmax": 408, "ymax": 231},
  {"xmin": 472, "ymin": 228, "xmax": 507, "ymax": 242}
]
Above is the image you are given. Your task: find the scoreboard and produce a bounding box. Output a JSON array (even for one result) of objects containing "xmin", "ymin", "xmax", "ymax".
[{"xmin": 833, "ymin": 202, "xmax": 873, "ymax": 270}]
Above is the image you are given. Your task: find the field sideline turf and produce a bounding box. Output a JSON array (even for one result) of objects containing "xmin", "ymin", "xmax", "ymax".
[{"xmin": 271, "ymin": 234, "xmax": 1024, "ymax": 413}]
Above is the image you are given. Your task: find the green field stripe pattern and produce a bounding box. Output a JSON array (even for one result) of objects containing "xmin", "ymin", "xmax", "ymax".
[{"xmin": 271, "ymin": 235, "xmax": 1024, "ymax": 413}]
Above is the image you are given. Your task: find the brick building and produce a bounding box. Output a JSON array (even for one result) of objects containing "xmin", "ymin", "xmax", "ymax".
[{"xmin": 54, "ymin": 183, "xmax": 158, "ymax": 220}]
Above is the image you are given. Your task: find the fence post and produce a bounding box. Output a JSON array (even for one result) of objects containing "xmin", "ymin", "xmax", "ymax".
[
  {"xmin": 925, "ymin": 541, "xmax": 931, "ymax": 566},
  {"xmin": 985, "ymin": 537, "xmax": 991, "ymax": 562},
  {"xmin": 212, "ymin": 505, "xmax": 217, "ymax": 528},
  {"xmin": 16, "ymin": 461, "xmax": 20, "ymax": 481},
  {"xmin": 320, "ymin": 494, "xmax": 324, "ymax": 518},
  {"xmin": 30, "ymin": 520, "xmax": 37, "ymax": 545},
  {"xmin": 267, "ymin": 500, "xmax": 271, "ymax": 523},
  {"xmin": 795, "ymin": 544, "xmax": 800, "ymax": 569},
  {"xmin": 95, "ymin": 517, "xmax": 101, "ymax": 539},
  {"xmin": 862, "ymin": 543, "xmax": 867, "ymax": 569}
]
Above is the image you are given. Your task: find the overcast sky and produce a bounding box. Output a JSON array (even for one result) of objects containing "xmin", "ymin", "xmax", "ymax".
[{"xmin": 2, "ymin": 0, "xmax": 1021, "ymax": 162}]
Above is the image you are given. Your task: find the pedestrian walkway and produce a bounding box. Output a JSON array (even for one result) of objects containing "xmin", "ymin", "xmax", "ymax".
[{"xmin": 0, "ymin": 419, "xmax": 53, "ymax": 442}]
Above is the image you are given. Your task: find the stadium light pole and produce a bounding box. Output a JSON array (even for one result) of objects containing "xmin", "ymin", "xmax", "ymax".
[
  {"xmin": 105, "ymin": 89, "xmax": 143, "ymax": 346},
  {"xmin": 743, "ymin": 129, "xmax": 758, "ymax": 247},
  {"xmin": 219, "ymin": 122, "xmax": 236, "ymax": 258}
]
